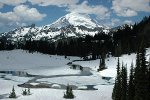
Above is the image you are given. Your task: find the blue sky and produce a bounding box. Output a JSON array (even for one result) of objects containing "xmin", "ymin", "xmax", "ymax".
[{"xmin": 0, "ymin": 0, "xmax": 150, "ymax": 32}]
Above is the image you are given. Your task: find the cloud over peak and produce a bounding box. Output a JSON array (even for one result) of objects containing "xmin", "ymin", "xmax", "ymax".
[
  {"xmin": 0, "ymin": 0, "xmax": 149, "ymax": 32},
  {"xmin": 0, "ymin": 0, "xmax": 149, "ymax": 18},
  {"xmin": 67, "ymin": 1, "xmax": 110, "ymax": 20}
]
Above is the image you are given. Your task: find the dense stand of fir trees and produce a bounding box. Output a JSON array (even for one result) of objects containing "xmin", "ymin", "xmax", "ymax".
[
  {"xmin": 112, "ymin": 46, "xmax": 150, "ymax": 100},
  {"xmin": 0, "ymin": 16, "xmax": 150, "ymax": 58}
]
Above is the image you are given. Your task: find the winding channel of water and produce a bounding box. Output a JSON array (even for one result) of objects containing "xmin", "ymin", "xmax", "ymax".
[{"xmin": 0, "ymin": 62, "xmax": 114, "ymax": 90}]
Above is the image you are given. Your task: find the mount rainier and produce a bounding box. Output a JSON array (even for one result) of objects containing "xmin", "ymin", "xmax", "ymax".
[{"xmin": 0, "ymin": 13, "xmax": 109, "ymax": 42}]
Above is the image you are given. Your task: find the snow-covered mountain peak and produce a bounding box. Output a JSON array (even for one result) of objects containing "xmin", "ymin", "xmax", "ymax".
[
  {"xmin": 50, "ymin": 13, "xmax": 101, "ymax": 29},
  {"xmin": 0, "ymin": 13, "xmax": 110, "ymax": 42}
]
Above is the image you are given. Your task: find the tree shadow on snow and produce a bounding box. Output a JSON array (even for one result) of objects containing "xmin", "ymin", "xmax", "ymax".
[
  {"xmin": 0, "ymin": 94, "xmax": 9, "ymax": 99},
  {"xmin": 0, "ymin": 94, "xmax": 20, "ymax": 99}
]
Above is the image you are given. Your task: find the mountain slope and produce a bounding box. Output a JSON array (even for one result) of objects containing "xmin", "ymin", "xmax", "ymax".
[
  {"xmin": 0, "ymin": 13, "xmax": 109, "ymax": 42},
  {"xmin": 50, "ymin": 13, "xmax": 101, "ymax": 28}
]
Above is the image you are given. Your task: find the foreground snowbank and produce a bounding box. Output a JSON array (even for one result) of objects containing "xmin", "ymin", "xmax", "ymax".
[
  {"xmin": 0, "ymin": 48, "xmax": 150, "ymax": 100},
  {"xmin": 0, "ymin": 79, "xmax": 113, "ymax": 100}
]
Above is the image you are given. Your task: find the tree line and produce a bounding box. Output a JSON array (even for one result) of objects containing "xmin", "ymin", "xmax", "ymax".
[{"xmin": 0, "ymin": 16, "xmax": 150, "ymax": 59}]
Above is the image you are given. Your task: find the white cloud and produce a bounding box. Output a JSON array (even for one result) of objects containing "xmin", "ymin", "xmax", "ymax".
[
  {"xmin": 0, "ymin": 0, "xmax": 26, "ymax": 6},
  {"xmin": 112, "ymin": 0, "xmax": 150, "ymax": 17},
  {"xmin": 13, "ymin": 5, "xmax": 46, "ymax": 21},
  {"xmin": 123, "ymin": 20, "xmax": 133, "ymax": 25},
  {"xmin": 0, "ymin": 0, "xmax": 79, "ymax": 8},
  {"xmin": 122, "ymin": 9, "xmax": 137, "ymax": 17},
  {"xmin": 28, "ymin": 0, "xmax": 79, "ymax": 7},
  {"xmin": 0, "ymin": 0, "xmax": 109, "ymax": 20},
  {"xmin": 111, "ymin": 18, "xmax": 121, "ymax": 26},
  {"xmin": 105, "ymin": 18, "xmax": 121, "ymax": 27},
  {"xmin": 0, "ymin": 5, "xmax": 46, "ymax": 32},
  {"xmin": 67, "ymin": 1, "xmax": 110, "ymax": 20},
  {"xmin": 0, "ymin": 3, "xmax": 3, "ymax": 8},
  {"xmin": 0, "ymin": 5, "xmax": 46, "ymax": 22},
  {"xmin": 105, "ymin": 19, "xmax": 134, "ymax": 28}
]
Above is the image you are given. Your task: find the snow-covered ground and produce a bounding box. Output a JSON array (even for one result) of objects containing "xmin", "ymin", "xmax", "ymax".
[
  {"xmin": 73, "ymin": 48, "xmax": 150, "ymax": 78},
  {"xmin": 0, "ymin": 50, "xmax": 81, "ymax": 75},
  {"xmin": 0, "ymin": 48, "xmax": 150, "ymax": 100},
  {"xmin": 73, "ymin": 53, "xmax": 136, "ymax": 78},
  {"xmin": 0, "ymin": 79, "xmax": 113, "ymax": 100}
]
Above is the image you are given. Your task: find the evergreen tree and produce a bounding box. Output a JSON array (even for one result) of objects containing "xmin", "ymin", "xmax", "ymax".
[
  {"xmin": 112, "ymin": 78, "xmax": 117, "ymax": 99},
  {"xmin": 128, "ymin": 62, "xmax": 135, "ymax": 100},
  {"xmin": 134, "ymin": 47, "xmax": 148, "ymax": 100},
  {"xmin": 27, "ymin": 88, "xmax": 31, "ymax": 95},
  {"xmin": 112, "ymin": 58, "xmax": 121, "ymax": 100},
  {"xmin": 121, "ymin": 64, "xmax": 127, "ymax": 100},
  {"xmin": 146, "ymin": 57, "xmax": 150, "ymax": 100},
  {"xmin": 22, "ymin": 88, "xmax": 31, "ymax": 96},
  {"xmin": 98, "ymin": 53, "xmax": 106, "ymax": 71},
  {"xmin": 9, "ymin": 86, "xmax": 16, "ymax": 98},
  {"xmin": 134, "ymin": 50, "xmax": 140, "ymax": 98},
  {"xmin": 22, "ymin": 89, "xmax": 27, "ymax": 96},
  {"xmin": 64, "ymin": 84, "xmax": 74, "ymax": 99}
]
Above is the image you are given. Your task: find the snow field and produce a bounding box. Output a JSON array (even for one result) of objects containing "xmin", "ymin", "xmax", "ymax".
[{"xmin": 0, "ymin": 48, "xmax": 150, "ymax": 100}]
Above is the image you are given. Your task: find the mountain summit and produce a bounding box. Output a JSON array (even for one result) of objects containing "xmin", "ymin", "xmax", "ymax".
[
  {"xmin": 50, "ymin": 13, "xmax": 101, "ymax": 29},
  {"xmin": 0, "ymin": 13, "xmax": 109, "ymax": 42}
]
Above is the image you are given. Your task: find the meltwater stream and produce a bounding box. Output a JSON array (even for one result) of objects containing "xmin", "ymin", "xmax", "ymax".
[{"xmin": 0, "ymin": 64, "xmax": 114, "ymax": 90}]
